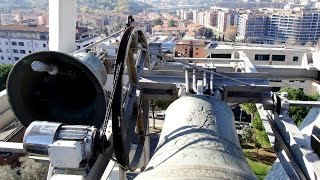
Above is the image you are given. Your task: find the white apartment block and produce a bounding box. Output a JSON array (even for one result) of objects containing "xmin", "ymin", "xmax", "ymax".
[
  {"xmin": 218, "ymin": 11, "xmax": 239, "ymax": 32},
  {"xmin": 0, "ymin": 24, "xmax": 102, "ymax": 65}
]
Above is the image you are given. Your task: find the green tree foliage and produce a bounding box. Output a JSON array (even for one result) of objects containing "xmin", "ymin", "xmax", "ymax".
[
  {"xmin": 115, "ymin": 0, "xmax": 128, "ymax": 12},
  {"xmin": 255, "ymin": 141, "xmax": 262, "ymax": 157},
  {"xmin": 242, "ymin": 126, "xmax": 254, "ymax": 145},
  {"xmin": 240, "ymin": 103, "xmax": 257, "ymax": 117},
  {"xmin": 281, "ymin": 88, "xmax": 319, "ymax": 126},
  {"xmin": 252, "ymin": 112, "xmax": 263, "ymax": 131},
  {"xmin": 0, "ymin": 64, "xmax": 13, "ymax": 91},
  {"xmin": 153, "ymin": 18, "xmax": 164, "ymax": 26},
  {"xmin": 167, "ymin": 20, "xmax": 176, "ymax": 27},
  {"xmin": 128, "ymin": 2, "xmax": 152, "ymax": 13},
  {"xmin": 241, "ymin": 104, "xmax": 270, "ymax": 148},
  {"xmin": 205, "ymin": 29, "xmax": 214, "ymax": 39}
]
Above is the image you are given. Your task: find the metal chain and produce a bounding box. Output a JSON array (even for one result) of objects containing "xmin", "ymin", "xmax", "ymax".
[{"xmin": 100, "ymin": 62, "xmax": 123, "ymax": 136}]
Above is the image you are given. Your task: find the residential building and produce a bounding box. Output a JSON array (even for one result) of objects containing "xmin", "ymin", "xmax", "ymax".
[
  {"xmin": 149, "ymin": 35, "xmax": 175, "ymax": 53},
  {"xmin": 182, "ymin": 11, "xmax": 193, "ymax": 21},
  {"xmin": 236, "ymin": 13, "xmax": 269, "ymax": 42},
  {"xmin": 236, "ymin": 8, "xmax": 320, "ymax": 45},
  {"xmin": 266, "ymin": 9, "xmax": 320, "ymax": 45},
  {"xmin": 0, "ymin": 24, "xmax": 102, "ymax": 64},
  {"xmin": 204, "ymin": 11, "xmax": 218, "ymax": 27},
  {"xmin": 205, "ymin": 41, "xmax": 313, "ymax": 65},
  {"xmin": 175, "ymin": 40, "xmax": 210, "ymax": 58},
  {"xmin": 217, "ymin": 10, "xmax": 239, "ymax": 32},
  {"xmin": 152, "ymin": 25, "xmax": 189, "ymax": 36}
]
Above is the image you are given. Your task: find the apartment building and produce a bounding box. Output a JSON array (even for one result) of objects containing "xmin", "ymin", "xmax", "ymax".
[
  {"xmin": 236, "ymin": 8, "xmax": 320, "ymax": 45},
  {"xmin": 217, "ymin": 10, "xmax": 239, "ymax": 32},
  {"xmin": 204, "ymin": 11, "xmax": 218, "ymax": 27},
  {"xmin": 266, "ymin": 9, "xmax": 320, "ymax": 45},
  {"xmin": 236, "ymin": 13, "xmax": 269, "ymax": 42},
  {"xmin": 0, "ymin": 24, "xmax": 102, "ymax": 64}
]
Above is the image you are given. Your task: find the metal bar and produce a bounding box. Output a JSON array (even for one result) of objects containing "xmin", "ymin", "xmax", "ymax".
[
  {"xmin": 184, "ymin": 69, "xmax": 189, "ymax": 94},
  {"xmin": 172, "ymin": 57, "xmax": 245, "ymax": 62},
  {"xmin": 192, "ymin": 69, "xmax": 197, "ymax": 93},
  {"xmin": 287, "ymin": 100, "xmax": 320, "ymax": 107},
  {"xmin": 171, "ymin": 58, "xmax": 252, "ymax": 86},
  {"xmin": 0, "ymin": 142, "xmax": 24, "ymax": 153},
  {"xmin": 265, "ymin": 113, "xmax": 306, "ymax": 180},
  {"xmin": 100, "ymin": 160, "xmax": 116, "ymax": 180},
  {"xmin": 273, "ymin": 112, "xmax": 320, "ymax": 179},
  {"xmin": 87, "ymin": 120, "xmax": 113, "ymax": 180},
  {"xmin": 71, "ymin": 29, "xmax": 124, "ymax": 55},
  {"xmin": 142, "ymin": 100, "xmax": 150, "ymax": 168}
]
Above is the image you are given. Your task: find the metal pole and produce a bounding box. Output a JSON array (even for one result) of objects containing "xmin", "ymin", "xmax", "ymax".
[
  {"xmin": 143, "ymin": 100, "xmax": 150, "ymax": 168},
  {"xmin": 203, "ymin": 71, "xmax": 207, "ymax": 91},
  {"xmin": 210, "ymin": 73, "xmax": 213, "ymax": 95},
  {"xmin": 192, "ymin": 69, "xmax": 197, "ymax": 93},
  {"xmin": 240, "ymin": 109, "xmax": 243, "ymax": 132},
  {"xmin": 152, "ymin": 101, "xmax": 155, "ymax": 129},
  {"xmin": 119, "ymin": 167, "xmax": 126, "ymax": 180},
  {"xmin": 185, "ymin": 69, "xmax": 189, "ymax": 94}
]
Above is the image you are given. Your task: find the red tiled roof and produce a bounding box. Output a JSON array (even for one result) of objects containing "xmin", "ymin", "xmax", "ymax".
[{"xmin": 0, "ymin": 24, "xmax": 48, "ymax": 32}]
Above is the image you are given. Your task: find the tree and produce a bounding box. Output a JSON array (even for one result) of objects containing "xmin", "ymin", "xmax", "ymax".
[
  {"xmin": 0, "ymin": 64, "xmax": 13, "ymax": 91},
  {"xmin": 281, "ymin": 88, "xmax": 319, "ymax": 126},
  {"xmin": 242, "ymin": 126, "xmax": 254, "ymax": 145},
  {"xmin": 252, "ymin": 112, "xmax": 264, "ymax": 131},
  {"xmin": 255, "ymin": 141, "xmax": 262, "ymax": 157},
  {"xmin": 153, "ymin": 18, "xmax": 163, "ymax": 26},
  {"xmin": 240, "ymin": 103, "xmax": 257, "ymax": 117},
  {"xmin": 205, "ymin": 28, "xmax": 213, "ymax": 39},
  {"xmin": 224, "ymin": 25, "xmax": 237, "ymax": 42},
  {"xmin": 103, "ymin": 28, "xmax": 109, "ymax": 36},
  {"xmin": 115, "ymin": 0, "xmax": 128, "ymax": 12},
  {"xmin": 285, "ymin": 37, "xmax": 298, "ymax": 46},
  {"xmin": 167, "ymin": 20, "xmax": 176, "ymax": 27}
]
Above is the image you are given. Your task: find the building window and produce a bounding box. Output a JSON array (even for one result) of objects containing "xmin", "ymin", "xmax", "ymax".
[
  {"xmin": 11, "ymin": 41, "xmax": 17, "ymax": 46},
  {"xmin": 255, "ymin": 54, "xmax": 270, "ymax": 61},
  {"xmin": 14, "ymin": 57, "xmax": 19, "ymax": 61},
  {"xmin": 18, "ymin": 42, "xmax": 24, "ymax": 46},
  {"xmin": 195, "ymin": 52, "xmax": 199, "ymax": 55},
  {"xmin": 12, "ymin": 49, "xmax": 18, "ymax": 53},
  {"xmin": 272, "ymin": 55, "xmax": 285, "ymax": 61},
  {"xmin": 210, "ymin": 54, "xmax": 232, "ymax": 58},
  {"xmin": 76, "ymin": 46, "xmax": 80, "ymax": 50},
  {"xmin": 20, "ymin": 50, "xmax": 25, "ymax": 54},
  {"xmin": 43, "ymin": 43, "xmax": 46, "ymax": 48},
  {"xmin": 0, "ymin": 49, "xmax": 2, "ymax": 53},
  {"xmin": 195, "ymin": 47, "xmax": 199, "ymax": 50},
  {"xmin": 8, "ymin": 57, "xmax": 11, "ymax": 60},
  {"xmin": 0, "ymin": 56, "xmax": 3, "ymax": 60},
  {"xmin": 293, "ymin": 56, "xmax": 298, "ymax": 61},
  {"xmin": 29, "ymin": 51, "xmax": 32, "ymax": 53},
  {"xmin": 5, "ymin": 41, "xmax": 8, "ymax": 45}
]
